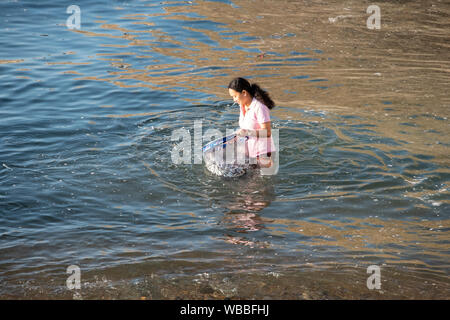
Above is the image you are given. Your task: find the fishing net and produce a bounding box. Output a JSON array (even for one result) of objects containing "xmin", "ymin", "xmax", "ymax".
[{"xmin": 202, "ymin": 134, "xmax": 254, "ymax": 178}]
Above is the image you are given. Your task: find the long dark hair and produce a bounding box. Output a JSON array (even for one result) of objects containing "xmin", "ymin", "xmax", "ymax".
[{"xmin": 228, "ymin": 77, "xmax": 275, "ymax": 109}]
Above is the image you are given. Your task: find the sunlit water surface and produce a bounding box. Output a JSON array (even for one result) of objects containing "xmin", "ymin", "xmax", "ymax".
[{"xmin": 0, "ymin": 0, "xmax": 449, "ymax": 299}]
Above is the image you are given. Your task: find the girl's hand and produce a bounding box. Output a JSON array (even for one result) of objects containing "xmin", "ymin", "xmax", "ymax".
[{"xmin": 237, "ymin": 128, "xmax": 248, "ymax": 137}]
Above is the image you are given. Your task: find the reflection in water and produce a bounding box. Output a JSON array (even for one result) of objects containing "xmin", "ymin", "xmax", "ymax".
[
  {"xmin": 0, "ymin": 0, "xmax": 449, "ymax": 299},
  {"xmin": 222, "ymin": 175, "xmax": 275, "ymax": 214},
  {"xmin": 218, "ymin": 174, "xmax": 276, "ymax": 247}
]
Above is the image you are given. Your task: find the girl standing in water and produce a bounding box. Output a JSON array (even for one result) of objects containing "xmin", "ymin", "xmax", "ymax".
[{"xmin": 228, "ymin": 77, "xmax": 276, "ymax": 169}]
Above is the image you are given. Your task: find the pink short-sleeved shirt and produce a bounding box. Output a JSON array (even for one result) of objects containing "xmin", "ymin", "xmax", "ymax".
[{"xmin": 239, "ymin": 98, "xmax": 276, "ymax": 158}]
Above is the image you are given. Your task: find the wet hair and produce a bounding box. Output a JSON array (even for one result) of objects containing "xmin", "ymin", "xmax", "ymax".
[{"xmin": 228, "ymin": 77, "xmax": 275, "ymax": 109}]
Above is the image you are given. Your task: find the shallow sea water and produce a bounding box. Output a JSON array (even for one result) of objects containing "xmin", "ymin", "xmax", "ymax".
[{"xmin": 0, "ymin": 0, "xmax": 449, "ymax": 299}]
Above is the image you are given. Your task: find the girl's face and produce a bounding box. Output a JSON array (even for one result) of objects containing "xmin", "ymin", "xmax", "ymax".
[{"xmin": 229, "ymin": 88, "xmax": 251, "ymax": 108}]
